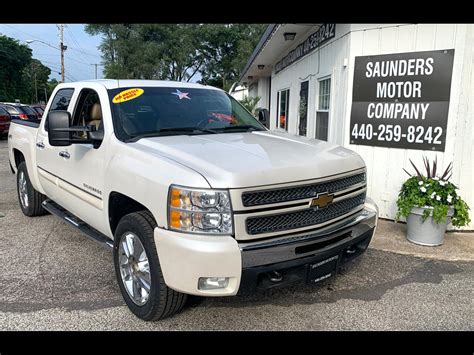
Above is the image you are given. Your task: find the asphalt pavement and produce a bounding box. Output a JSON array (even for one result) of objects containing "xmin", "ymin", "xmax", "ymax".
[{"xmin": 0, "ymin": 138, "xmax": 472, "ymax": 330}]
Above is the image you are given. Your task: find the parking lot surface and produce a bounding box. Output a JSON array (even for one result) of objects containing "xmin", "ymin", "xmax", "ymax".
[{"xmin": 0, "ymin": 139, "xmax": 472, "ymax": 330}]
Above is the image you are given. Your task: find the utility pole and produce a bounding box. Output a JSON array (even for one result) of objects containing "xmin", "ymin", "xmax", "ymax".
[
  {"xmin": 44, "ymin": 87, "xmax": 48, "ymax": 103},
  {"xmin": 58, "ymin": 24, "xmax": 67, "ymax": 83},
  {"xmin": 91, "ymin": 63, "xmax": 99, "ymax": 79},
  {"xmin": 34, "ymin": 72, "xmax": 38, "ymax": 103}
]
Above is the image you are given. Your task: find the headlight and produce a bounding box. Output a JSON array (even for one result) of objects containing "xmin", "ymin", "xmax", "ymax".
[{"xmin": 168, "ymin": 185, "xmax": 233, "ymax": 235}]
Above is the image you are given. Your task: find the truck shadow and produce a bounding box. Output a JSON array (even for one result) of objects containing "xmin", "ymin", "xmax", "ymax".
[{"xmin": 186, "ymin": 249, "xmax": 464, "ymax": 311}]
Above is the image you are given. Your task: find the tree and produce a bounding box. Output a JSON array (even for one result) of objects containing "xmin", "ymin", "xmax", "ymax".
[
  {"xmin": 239, "ymin": 95, "xmax": 261, "ymax": 116},
  {"xmin": 0, "ymin": 35, "xmax": 52, "ymax": 103},
  {"xmin": 0, "ymin": 35, "xmax": 32, "ymax": 102},
  {"xmin": 198, "ymin": 24, "xmax": 267, "ymax": 91},
  {"xmin": 22, "ymin": 59, "xmax": 51, "ymax": 103},
  {"xmin": 85, "ymin": 24, "xmax": 267, "ymax": 90}
]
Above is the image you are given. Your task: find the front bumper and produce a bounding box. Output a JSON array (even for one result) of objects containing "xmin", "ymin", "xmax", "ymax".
[{"xmin": 154, "ymin": 198, "xmax": 378, "ymax": 296}]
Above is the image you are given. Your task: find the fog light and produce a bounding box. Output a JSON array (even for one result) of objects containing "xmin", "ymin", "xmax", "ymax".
[{"xmin": 198, "ymin": 277, "xmax": 229, "ymax": 290}]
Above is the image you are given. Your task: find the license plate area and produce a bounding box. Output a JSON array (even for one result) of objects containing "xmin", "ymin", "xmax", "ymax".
[{"xmin": 307, "ymin": 255, "xmax": 339, "ymax": 284}]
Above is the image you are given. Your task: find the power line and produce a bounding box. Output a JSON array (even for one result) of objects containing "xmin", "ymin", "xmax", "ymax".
[
  {"xmin": 64, "ymin": 25, "xmax": 93, "ymax": 65},
  {"xmin": 0, "ymin": 24, "xmax": 57, "ymax": 48},
  {"xmin": 67, "ymin": 46, "xmax": 102, "ymax": 59}
]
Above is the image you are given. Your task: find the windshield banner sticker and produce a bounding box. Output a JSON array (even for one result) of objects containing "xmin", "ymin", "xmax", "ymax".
[
  {"xmin": 112, "ymin": 88, "xmax": 144, "ymax": 103},
  {"xmin": 172, "ymin": 89, "xmax": 191, "ymax": 100}
]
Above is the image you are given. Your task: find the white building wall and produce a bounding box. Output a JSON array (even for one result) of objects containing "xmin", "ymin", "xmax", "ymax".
[
  {"xmin": 269, "ymin": 24, "xmax": 352, "ymax": 144},
  {"xmin": 231, "ymin": 86, "xmax": 248, "ymax": 101},
  {"xmin": 344, "ymin": 24, "xmax": 473, "ymax": 230},
  {"xmin": 264, "ymin": 23, "xmax": 473, "ymax": 230}
]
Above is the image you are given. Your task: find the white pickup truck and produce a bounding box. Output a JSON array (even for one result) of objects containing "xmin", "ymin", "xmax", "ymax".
[{"xmin": 8, "ymin": 80, "xmax": 378, "ymax": 320}]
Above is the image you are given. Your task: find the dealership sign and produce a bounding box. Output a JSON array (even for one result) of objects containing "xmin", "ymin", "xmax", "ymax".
[
  {"xmin": 275, "ymin": 24, "xmax": 336, "ymax": 74},
  {"xmin": 349, "ymin": 49, "xmax": 454, "ymax": 152}
]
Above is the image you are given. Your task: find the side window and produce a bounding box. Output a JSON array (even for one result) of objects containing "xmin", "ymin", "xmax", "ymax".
[
  {"xmin": 72, "ymin": 89, "xmax": 103, "ymax": 136},
  {"xmin": 45, "ymin": 88, "xmax": 74, "ymax": 131},
  {"xmin": 315, "ymin": 78, "xmax": 331, "ymax": 141},
  {"xmin": 0, "ymin": 107, "xmax": 8, "ymax": 115}
]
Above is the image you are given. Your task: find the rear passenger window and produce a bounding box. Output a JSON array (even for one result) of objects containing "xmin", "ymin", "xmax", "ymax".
[
  {"xmin": 4, "ymin": 106, "xmax": 19, "ymax": 114},
  {"xmin": 45, "ymin": 88, "xmax": 74, "ymax": 130}
]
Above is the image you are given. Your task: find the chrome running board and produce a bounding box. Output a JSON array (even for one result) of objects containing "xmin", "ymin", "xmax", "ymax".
[{"xmin": 42, "ymin": 199, "xmax": 113, "ymax": 250}]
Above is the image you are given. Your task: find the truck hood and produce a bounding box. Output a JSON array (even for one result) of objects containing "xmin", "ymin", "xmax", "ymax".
[{"xmin": 133, "ymin": 131, "xmax": 365, "ymax": 188}]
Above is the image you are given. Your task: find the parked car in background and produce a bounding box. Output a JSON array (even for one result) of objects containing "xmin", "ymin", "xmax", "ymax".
[
  {"xmin": 30, "ymin": 104, "xmax": 45, "ymax": 119},
  {"xmin": 0, "ymin": 106, "xmax": 11, "ymax": 137},
  {"xmin": 0, "ymin": 103, "xmax": 39, "ymax": 121}
]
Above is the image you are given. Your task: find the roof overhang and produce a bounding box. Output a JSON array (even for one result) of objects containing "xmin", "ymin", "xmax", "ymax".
[{"xmin": 237, "ymin": 24, "xmax": 322, "ymax": 86}]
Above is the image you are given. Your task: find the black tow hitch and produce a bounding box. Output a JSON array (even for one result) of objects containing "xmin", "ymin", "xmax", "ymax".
[{"xmin": 267, "ymin": 270, "xmax": 283, "ymax": 283}]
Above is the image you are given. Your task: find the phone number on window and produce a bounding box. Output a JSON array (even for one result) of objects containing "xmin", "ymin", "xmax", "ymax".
[{"xmin": 351, "ymin": 124, "xmax": 443, "ymax": 144}]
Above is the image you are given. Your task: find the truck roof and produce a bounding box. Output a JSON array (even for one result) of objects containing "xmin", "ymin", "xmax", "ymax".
[{"xmin": 57, "ymin": 79, "xmax": 221, "ymax": 91}]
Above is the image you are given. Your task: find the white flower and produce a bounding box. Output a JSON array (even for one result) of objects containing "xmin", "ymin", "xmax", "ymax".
[
  {"xmin": 420, "ymin": 187, "xmax": 427, "ymax": 193},
  {"xmin": 430, "ymin": 192, "xmax": 436, "ymax": 199},
  {"xmin": 433, "ymin": 177, "xmax": 439, "ymax": 181},
  {"xmin": 418, "ymin": 181, "xmax": 424, "ymax": 186},
  {"xmin": 439, "ymin": 181, "xmax": 446, "ymax": 186},
  {"xmin": 447, "ymin": 195, "xmax": 453, "ymax": 203},
  {"xmin": 436, "ymin": 195, "xmax": 441, "ymax": 201}
]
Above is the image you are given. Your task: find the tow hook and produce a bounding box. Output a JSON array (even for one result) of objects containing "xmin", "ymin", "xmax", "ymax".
[
  {"xmin": 268, "ymin": 270, "xmax": 283, "ymax": 283},
  {"xmin": 345, "ymin": 246, "xmax": 357, "ymax": 255}
]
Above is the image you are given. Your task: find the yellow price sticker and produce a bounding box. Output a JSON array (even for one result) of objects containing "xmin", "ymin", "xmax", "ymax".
[{"xmin": 112, "ymin": 88, "xmax": 144, "ymax": 103}]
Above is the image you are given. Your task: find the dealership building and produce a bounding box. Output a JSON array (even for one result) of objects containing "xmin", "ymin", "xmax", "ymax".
[{"xmin": 234, "ymin": 24, "xmax": 473, "ymax": 230}]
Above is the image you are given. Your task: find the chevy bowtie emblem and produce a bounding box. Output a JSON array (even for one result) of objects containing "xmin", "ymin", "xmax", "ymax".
[{"xmin": 310, "ymin": 192, "xmax": 334, "ymax": 209}]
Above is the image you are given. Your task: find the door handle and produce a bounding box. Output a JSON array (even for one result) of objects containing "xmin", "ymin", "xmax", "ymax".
[
  {"xmin": 36, "ymin": 142, "xmax": 45, "ymax": 149},
  {"xmin": 59, "ymin": 151, "xmax": 70, "ymax": 159}
]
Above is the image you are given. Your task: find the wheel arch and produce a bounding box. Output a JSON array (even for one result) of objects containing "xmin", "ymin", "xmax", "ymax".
[
  {"xmin": 13, "ymin": 148, "xmax": 25, "ymax": 170},
  {"xmin": 108, "ymin": 191, "xmax": 157, "ymax": 236}
]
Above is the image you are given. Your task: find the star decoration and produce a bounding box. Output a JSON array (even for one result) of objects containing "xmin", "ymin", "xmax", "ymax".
[{"xmin": 172, "ymin": 89, "xmax": 191, "ymax": 100}]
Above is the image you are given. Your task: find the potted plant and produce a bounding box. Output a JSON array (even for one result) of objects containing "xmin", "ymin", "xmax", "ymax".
[{"xmin": 396, "ymin": 156, "xmax": 470, "ymax": 246}]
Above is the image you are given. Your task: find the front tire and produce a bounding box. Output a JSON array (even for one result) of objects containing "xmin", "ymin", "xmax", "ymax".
[
  {"xmin": 113, "ymin": 211, "xmax": 187, "ymax": 321},
  {"xmin": 16, "ymin": 161, "xmax": 47, "ymax": 217}
]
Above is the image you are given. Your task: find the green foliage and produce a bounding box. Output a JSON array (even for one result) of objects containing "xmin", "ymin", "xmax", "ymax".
[
  {"xmin": 239, "ymin": 95, "xmax": 260, "ymax": 116},
  {"xmin": 21, "ymin": 59, "xmax": 52, "ymax": 103},
  {"xmin": 396, "ymin": 158, "xmax": 470, "ymax": 227},
  {"xmin": 0, "ymin": 35, "xmax": 52, "ymax": 103},
  {"xmin": 0, "ymin": 35, "xmax": 32, "ymax": 102},
  {"xmin": 85, "ymin": 24, "xmax": 267, "ymax": 90}
]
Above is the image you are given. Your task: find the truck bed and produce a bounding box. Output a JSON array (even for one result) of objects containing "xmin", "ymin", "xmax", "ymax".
[{"xmin": 11, "ymin": 118, "xmax": 41, "ymax": 128}]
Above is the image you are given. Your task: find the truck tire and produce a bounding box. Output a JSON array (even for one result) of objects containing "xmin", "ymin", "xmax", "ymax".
[
  {"xmin": 16, "ymin": 161, "xmax": 47, "ymax": 217},
  {"xmin": 113, "ymin": 210, "xmax": 187, "ymax": 321}
]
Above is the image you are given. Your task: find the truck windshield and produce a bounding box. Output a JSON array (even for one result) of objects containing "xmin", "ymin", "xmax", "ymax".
[{"xmin": 107, "ymin": 87, "xmax": 265, "ymax": 142}]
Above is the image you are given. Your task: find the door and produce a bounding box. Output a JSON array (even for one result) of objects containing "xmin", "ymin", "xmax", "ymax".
[
  {"xmin": 37, "ymin": 87, "xmax": 108, "ymax": 234},
  {"xmin": 298, "ymin": 81, "xmax": 309, "ymax": 136},
  {"xmin": 36, "ymin": 87, "xmax": 76, "ymax": 203}
]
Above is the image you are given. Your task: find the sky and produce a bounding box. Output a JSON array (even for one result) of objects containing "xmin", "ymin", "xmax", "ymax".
[
  {"xmin": 0, "ymin": 24, "xmax": 202, "ymax": 83},
  {"xmin": 0, "ymin": 24, "xmax": 104, "ymax": 82}
]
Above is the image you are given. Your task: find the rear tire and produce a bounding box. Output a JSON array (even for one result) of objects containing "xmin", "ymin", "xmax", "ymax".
[
  {"xmin": 113, "ymin": 210, "xmax": 187, "ymax": 321},
  {"xmin": 16, "ymin": 161, "xmax": 47, "ymax": 217}
]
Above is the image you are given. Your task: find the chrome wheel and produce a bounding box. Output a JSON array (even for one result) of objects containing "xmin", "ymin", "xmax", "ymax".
[
  {"xmin": 118, "ymin": 232, "xmax": 151, "ymax": 306},
  {"xmin": 18, "ymin": 171, "xmax": 29, "ymax": 209}
]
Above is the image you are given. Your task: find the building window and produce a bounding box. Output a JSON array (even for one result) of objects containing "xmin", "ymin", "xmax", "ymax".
[
  {"xmin": 277, "ymin": 89, "xmax": 290, "ymax": 130},
  {"xmin": 316, "ymin": 78, "xmax": 331, "ymax": 141},
  {"xmin": 298, "ymin": 81, "xmax": 309, "ymax": 136}
]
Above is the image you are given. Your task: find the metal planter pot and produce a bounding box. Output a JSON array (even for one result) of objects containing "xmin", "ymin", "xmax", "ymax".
[{"xmin": 406, "ymin": 207, "xmax": 454, "ymax": 246}]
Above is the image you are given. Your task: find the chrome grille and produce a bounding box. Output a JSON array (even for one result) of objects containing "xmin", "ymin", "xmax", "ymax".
[
  {"xmin": 245, "ymin": 192, "xmax": 366, "ymax": 235},
  {"xmin": 242, "ymin": 172, "xmax": 366, "ymax": 207}
]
